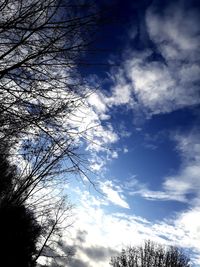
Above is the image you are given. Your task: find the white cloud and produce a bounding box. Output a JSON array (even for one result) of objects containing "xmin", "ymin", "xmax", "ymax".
[
  {"xmin": 124, "ymin": 51, "xmax": 200, "ymax": 115},
  {"xmin": 138, "ymin": 189, "xmax": 187, "ymax": 202},
  {"xmin": 61, "ymin": 91, "xmax": 119, "ymax": 172},
  {"xmin": 89, "ymin": 160, "xmax": 105, "ymax": 172},
  {"xmin": 87, "ymin": 92, "xmax": 110, "ymax": 120},
  {"xmin": 107, "ymin": 83, "xmax": 133, "ymax": 106},
  {"xmin": 177, "ymin": 208, "xmax": 200, "ymax": 247},
  {"xmin": 146, "ymin": 2, "xmax": 200, "ymax": 61},
  {"xmin": 127, "ymin": 56, "xmax": 178, "ymax": 113},
  {"xmin": 162, "ymin": 131, "xmax": 200, "ymax": 202},
  {"xmin": 153, "ymin": 207, "xmax": 200, "ymax": 265},
  {"xmin": 125, "ymin": 176, "xmax": 187, "ymax": 202},
  {"xmin": 111, "ymin": 151, "xmax": 118, "ymax": 159},
  {"xmin": 99, "ymin": 180, "xmax": 130, "ymax": 209},
  {"xmin": 65, "ymin": 188, "xmax": 200, "ymax": 266},
  {"xmin": 125, "ymin": 129, "xmax": 200, "ymax": 204},
  {"xmin": 106, "ymin": 68, "xmax": 133, "ymax": 107},
  {"xmin": 85, "ymin": 123, "xmax": 118, "ymax": 153},
  {"xmin": 62, "ymin": 3, "xmax": 200, "ymax": 265},
  {"xmin": 104, "ymin": 1, "xmax": 200, "ymax": 117},
  {"xmin": 123, "ymin": 147, "xmax": 128, "ymax": 153},
  {"xmin": 59, "ymin": 0, "xmax": 200, "ymax": 175},
  {"xmin": 66, "ymin": 191, "xmax": 156, "ymax": 266},
  {"xmin": 37, "ymin": 2, "xmax": 200, "ymax": 265}
]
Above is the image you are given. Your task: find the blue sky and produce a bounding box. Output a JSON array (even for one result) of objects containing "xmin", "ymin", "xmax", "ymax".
[{"xmin": 57, "ymin": 1, "xmax": 200, "ymax": 266}]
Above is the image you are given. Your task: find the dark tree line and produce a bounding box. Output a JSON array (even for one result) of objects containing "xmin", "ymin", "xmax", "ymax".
[
  {"xmin": 0, "ymin": 0, "xmax": 106, "ymax": 266},
  {"xmin": 0, "ymin": 150, "xmax": 41, "ymax": 267},
  {"xmin": 110, "ymin": 240, "xmax": 191, "ymax": 267}
]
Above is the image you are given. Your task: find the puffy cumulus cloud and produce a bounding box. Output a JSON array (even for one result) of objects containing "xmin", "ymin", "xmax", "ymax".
[
  {"xmin": 124, "ymin": 50, "xmax": 199, "ymax": 115},
  {"xmin": 106, "ymin": 75, "xmax": 133, "ymax": 107},
  {"xmin": 163, "ymin": 164, "xmax": 200, "ymax": 199},
  {"xmin": 146, "ymin": 1, "xmax": 200, "ymax": 61},
  {"xmin": 126, "ymin": 53, "xmax": 178, "ymax": 114},
  {"xmin": 123, "ymin": 147, "xmax": 129, "ymax": 153},
  {"xmin": 87, "ymin": 150, "xmax": 119, "ymax": 172},
  {"xmin": 63, "ymin": 96, "xmax": 115, "ymax": 149},
  {"xmin": 106, "ymin": 1, "xmax": 200, "ymax": 116},
  {"xmin": 173, "ymin": 131, "xmax": 200, "ymax": 163}
]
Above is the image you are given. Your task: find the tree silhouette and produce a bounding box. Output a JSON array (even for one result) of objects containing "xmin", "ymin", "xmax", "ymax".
[
  {"xmin": 0, "ymin": 204, "xmax": 41, "ymax": 267},
  {"xmin": 0, "ymin": 0, "xmax": 101, "ymax": 185},
  {"xmin": 0, "ymin": 152, "xmax": 41, "ymax": 267},
  {"xmin": 110, "ymin": 240, "xmax": 191, "ymax": 267},
  {"xmin": 0, "ymin": 0, "xmax": 105, "ymax": 265}
]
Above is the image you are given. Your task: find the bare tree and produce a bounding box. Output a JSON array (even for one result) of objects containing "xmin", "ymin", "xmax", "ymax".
[
  {"xmin": 0, "ymin": 0, "xmax": 105, "ymax": 265},
  {"xmin": 0, "ymin": 142, "xmax": 75, "ymax": 266},
  {"xmin": 110, "ymin": 240, "xmax": 191, "ymax": 267},
  {"xmin": 0, "ymin": 0, "xmax": 100, "ymax": 163}
]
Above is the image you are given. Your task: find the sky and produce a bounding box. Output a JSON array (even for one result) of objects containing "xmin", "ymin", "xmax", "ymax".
[{"xmin": 52, "ymin": 0, "xmax": 200, "ymax": 266}]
